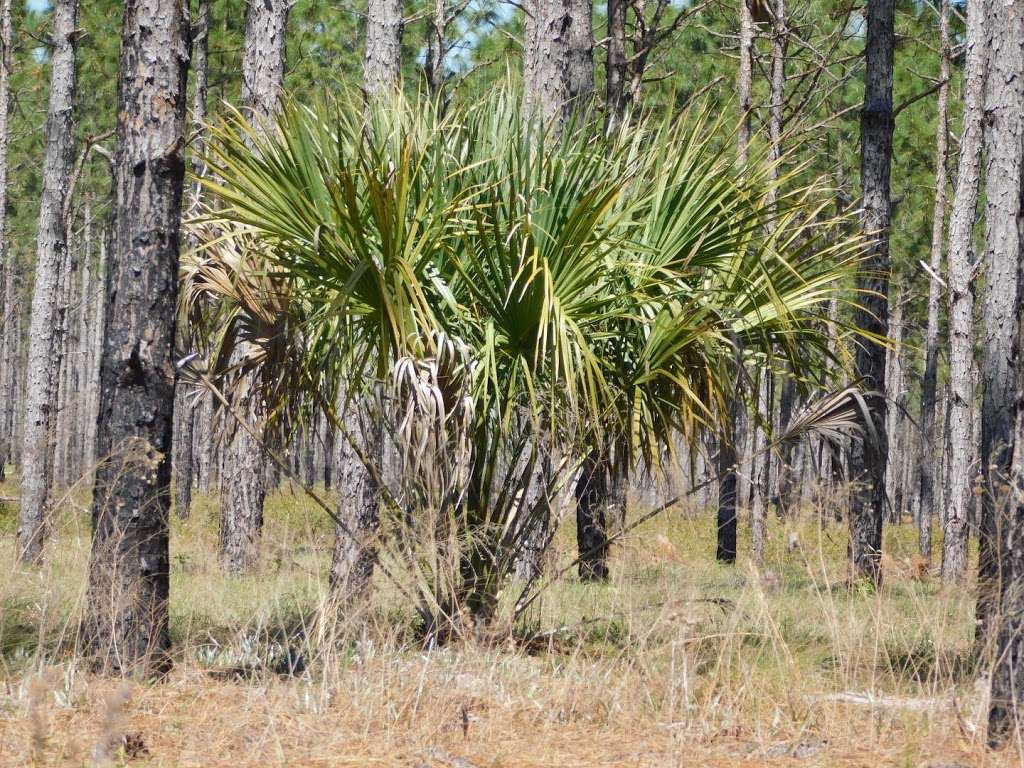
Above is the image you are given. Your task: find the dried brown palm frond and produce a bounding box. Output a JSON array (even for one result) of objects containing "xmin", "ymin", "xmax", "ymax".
[
  {"xmin": 772, "ymin": 381, "xmax": 879, "ymax": 450},
  {"xmin": 179, "ymin": 219, "xmax": 308, "ymax": 439}
]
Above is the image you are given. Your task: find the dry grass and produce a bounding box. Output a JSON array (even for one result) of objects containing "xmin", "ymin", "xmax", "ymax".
[{"xmin": 0, "ymin": 475, "xmax": 1019, "ymax": 767}]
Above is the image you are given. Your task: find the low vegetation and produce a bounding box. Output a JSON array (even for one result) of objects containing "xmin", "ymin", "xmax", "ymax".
[{"xmin": 0, "ymin": 476, "xmax": 1003, "ymax": 767}]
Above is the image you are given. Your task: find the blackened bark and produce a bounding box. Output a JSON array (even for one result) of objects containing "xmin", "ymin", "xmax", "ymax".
[
  {"xmin": 82, "ymin": 0, "xmax": 189, "ymax": 676},
  {"xmin": 18, "ymin": 0, "xmax": 79, "ymax": 564},
  {"xmin": 576, "ymin": 449, "xmax": 611, "ymax": 580},
  {"xmin": 717, "ymin": 400, "xmax": 740, "ymax": 564},
  {"xmin": 848, "ymin": 0, "xmax": 894, "ymax": 586}
]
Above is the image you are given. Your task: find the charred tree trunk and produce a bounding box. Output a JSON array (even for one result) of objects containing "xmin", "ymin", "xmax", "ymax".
[
  {"xmin": 364, "ymin": 0, "xmax": 403, "ymax": 99},
  {"xmin": 82, "ymin": 0, "xmax": 189, "ymax": 676},
  {"xmin": 848, "ymin": 0, "xmax": 894, "ymax": 586},
  {"xmin": 943, "ymin": 0, "xmax": 991, "ymax": 584},
  {"xmin": 919, "ymin": 0, "xmax": 950, "ymax": 563},
  {"xmin": 18, "ymin": 0, "xmax": 79, "ymax": 564},
  {"xmin": 575, "ymin": 449, "xmax": 612, "ymax": 580},
  {"xmin": 976, "ymin": 2, "xmax": 1023, "ymax": 645}
]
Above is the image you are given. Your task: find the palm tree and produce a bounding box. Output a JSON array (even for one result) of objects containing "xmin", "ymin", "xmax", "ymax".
[{"xmin": 183, "ymin": 86, "xmax": 865, "ymax": 637}]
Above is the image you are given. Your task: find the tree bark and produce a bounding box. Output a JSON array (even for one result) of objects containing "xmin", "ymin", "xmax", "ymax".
[
  {"xmin": 575, "ymin": 449, "xmax": 612, "ymax": 580},
  {"xmin": 172, "ymin": 0, "xmax": 210, "ymax": 521},
  {"xmin": 749, "ymin": 368, "xmax": 770, "ymax": 563},
  {"xmin": 943, "ymin": 0, "xmax": 991, "ymax": 584},
  {"xmin": 525, "ymin": 0, "xmax": 570, "ymax": 125},
  {"xmin": 716, "ymin": 394, "xmax": 742, "ymax": 564},
  {"xmin": 425, "ymin": 0, "xmax": 447, "ymax": 96},
  {"xmin": 0, "ymin": 0, "xmax": 13, "ymax": 482},
  {"xmin": 919, "ymin": 0, "xmax": 950, "ymax": 563},
  {"xmin": 241, "ymin": 0, "xmax": 289, "ymax": 129},
  {"xmin": 884, "ymin": 299, "xmax": 906, "ymax": 521},
  {"xmin": 976, "ymin": 1, "xmax": 1024, "ymax": 645},
  {"xmin": 848, "ymin": 0, "xmax": 894, "ymax": 586},
  {"xmin": 218, "ymin": 0, "xmax": 289, "ymax": 570},
  {"xmin": 329, "ymin": 393, "xmax": 381, "ymax": 599},
  {"xmin": 565, "ymin": 0, "xmax": 593, "ymax": 115},
  {"xmin": 605, "ymin": 0, "xmax": 627, "ymax": 130},
  {"xmin": 82, "ymin": 0, "xmax": 189, "ymax": 676},
  {"xmin": 18, "ymin": 0, "xmax": 80, "ymax": 564},
  {"xmin": 364, "ymin": 0, "xmax": 403, "ymax": 99}
]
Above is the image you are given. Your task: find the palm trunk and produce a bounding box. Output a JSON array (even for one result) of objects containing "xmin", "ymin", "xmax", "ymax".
[
  {"xmin": 919, "ymin": 0, "xmax": 950, "ymax": 563},
  {"xmin": 18, "ymin": 0, "xmax": 80, "ymax": 564},
  {"xmin": 943, "ymin": 0, "xmax": 990, "ymax": 584},
  {"xmin": 976, "ymin": 2, "xmax": 1023, "ymax": 645},
  {"xmin": 364, "ymin": 0, "xmax": 403, "ymax": 100},
  {"xmin": 82, "ymin": 0, "xmax": 189, "ymax": 676},
  {"xmin": 848, "ymin": 0, "xmax": 894, "ymax": 586}
]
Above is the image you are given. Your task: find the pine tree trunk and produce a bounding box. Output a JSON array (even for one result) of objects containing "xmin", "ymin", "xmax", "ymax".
[
  {"xmin": 884, "ymin": 300, "xmax": 905, "ymax": 522},
  {"xmin": 425, "ymin": 0, "xmax": 447, "ymax": 96},
  {"xmin": 218, "ymin": 0, "xmax": 289, "ymax": 569},
  {"xmin": 171, "ymin": 0, "xmax": 210, "ymax": 521},
  {"xmin": 716, "ymin": 395, "xmax": 741, "ymax": 564},
  {"xmin": 566, "ymin": 0, "xmax": 593, "ymax": 114},
  {"xmin": 605, "ymin": 0, "xmax": 627, "ymax": 130},
  {"xmin": 575, "ymin": 449, "xmax": 611, "ymax": 580},
  {"xmin": 736, "ymin": 0, "xmax": 753, "ymax": 166},
  {"xmin": 364, "ymin": 0, "xmax": 403, "ymax": 99},
  {"xmin": 749, "ymin": 369, "xmax": 770, "ymax": 563},
  {"xmin": 919, "ymin": 0, "xmax": 950, "ymax": 563},
  {"xmin": 0, "ymin": 0, "xmax": 13, "ymax": 482},
  {"xmin": 943, "ymin": 0, "xmax": 990, "ymax": 584},
  {"xmin": 82, "ymin": 0, "xmax": 189, "ymax": 676},
  {"xmin": 848, "ymin": 0, "xmax": 894, "ymax": 586},
  {"xmin": 976, "ymin": 2, "xmax": 1024, "ymax": 644},
  {"xmin": 18, "ymin": 0, "xmax": 80, "ymax": 564},
  {"xmin": 525, "ymin": 0, "xmax": 570, "ymax": 125},
  {"xmin": 330, "ymin": 394, "xmax": 381, "ymax": 599},
  {"xmin": 0, "ymin": 265, "xmax": 13, "ymax": 481},
  {"xmin": 241, "ymin": 0, "xmax": 289, "ymax": 126}
]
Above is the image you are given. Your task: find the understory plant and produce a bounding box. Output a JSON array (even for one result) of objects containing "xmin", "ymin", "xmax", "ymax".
[{"xmin": 181, "ymin": 84, "xmax": 866, "ymax": 637}]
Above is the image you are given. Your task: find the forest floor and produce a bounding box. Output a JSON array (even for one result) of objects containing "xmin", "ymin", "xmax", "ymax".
[{"xmin": 0, "ymin": 476, "xmax": 1015, "ymax": 767}]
